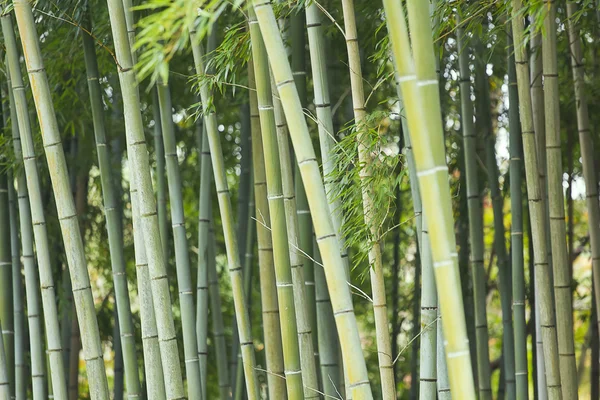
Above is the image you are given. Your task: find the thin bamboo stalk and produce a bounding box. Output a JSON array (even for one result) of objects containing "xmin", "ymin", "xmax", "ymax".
[
  {"xmin": 436, "ymin": 306, "xmax": 451, "ymax": 400},
  {"xmin": 0, "ymin": 320, "xmax": 9, "ymax": 400},
  {"xmin": 156, "ymin": 71, "xmax": 203, "ymax": 400},
  {"xmin": 456, "ymin": 19, "xmax": 492, "ymax": 399},
  {"xmin": 476, "ymin": 48, "xmax": 516, "ymax": 400},
  {"xmin": 2, "ymin": 7, "xmax": 67, "ymax": 399},
  {"xmin": 510, "ymin": 2, "xmax": 562, "ymax": 398},
  {"xmin": 80, "ymin": 12, "xmax": 141, "ymax": 399},
  {"xmin": 12, "ymin": 0, "xmax": 110, "ymax": 396},
  {"xmin": 507, "ymin": 23, "xmax": 528, "ymax": 400},
  {"xmin": 247, "ymin": 60, "xmax": 287, "ymax": 400},
  {"xmin": 105, "ymin": 1, "xmax": 186, "ymax": 398},
  {"xmin": 252, "ymin": 2, "xmax": 373, "ymax": 398},
  {"xmin": 5, "ymin": 57, "xmax": 46, "ymax": 400},
  {"xmin": 189, "ymin": 27, "xmax": 260, "ymax": 400},
  {"xmin": 152, "ymin": 89, "xmax": 169, "ymax": 260},
  {"xmin": 542, "ymin": 3, "xmax": 578, "ymax": 397},
  {"xmin": 272, "ymin": 74, "xmax": 320, "ymax": 398},
  {"xmin": 0, "ymin": 161, "xmax": 14, "ymax": 400},
  {"xmin": 208, "ymin": 223, "xmax": 232, "ymax": 400},
  {"xmin": 384, "ymin": 0, "xmax": 476, "ymax": 397},
  {"xmin": 248, "ymin": 13, "xmax": 304, "ymax": 398},
  {"xmin": 566, "ymin": 0, "xmax": 600, "ymax": 353},
  {"xmin": 338, "ymin": 1, "xmax": 396, "ymax": 395}
]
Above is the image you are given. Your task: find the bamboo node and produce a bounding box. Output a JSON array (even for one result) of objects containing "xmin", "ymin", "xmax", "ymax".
[
  {"xmin": 446, "ymin": 350, "xmax": 470, "ymax": 358},
  {"xmin": 417, "ymin": 79, "xmax": 438, "ymax": 87}
]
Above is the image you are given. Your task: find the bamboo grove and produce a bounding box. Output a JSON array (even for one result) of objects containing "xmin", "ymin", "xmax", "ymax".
[{"xmin": 3, "ymin": 0, "xmax": 600, "ymax": 399}]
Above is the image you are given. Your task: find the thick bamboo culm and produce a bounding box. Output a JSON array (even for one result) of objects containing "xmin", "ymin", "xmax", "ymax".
[
  {"xmin": 338, "ymin": 0, "xmax": 396, "ymax": 395},
  {"xmin": 542, "ymin": 2, "xmax": 578, "ymax": 397},
  {"xmin": 80, "ymin": 11, "xmax": 142, "ymax": 398},
  {"xmin": 105, "ymin": 0, "xmax": 187, "ymax": 398},
  {"xmin": 456, "ymin": 17, "xmax": 492, "ymax": 400},
  {"xmin": 272, "ymin": 74, "xmax": 320, "ymax": 397},
  {"xmin": 252, "ymin": 1, "xmax": 373, "ymax": 398},
  {"xmin": 1, "ymin": 9, "xmax": 66, "ymax": 398},
  {"xmin": 510, "ymin": 1, "xmax": 563, "ymax": 398},
  {"xmin": 189, "ymin": 28, "xmax": 260, "ymax": 400},
  {"xmin": 12, "ymin": 0, "xmax": 111, "ymax": 397},
  {"xmin": 248, "ymin": 11, "xmax": 305, "ymax": 398},
  {"xmin": 507, "ymin": 21, "xmax": 529, "ymax": 400},
  {"xmin": 156, "ymin": 71, "xmax": 203, "ymax": 400},
  {"xmin": 566, "ymin": 0, "xmax": 600, "ymax": 346},
  {"xmin": 383, "ymin": 0, "xmax": 477, "ymax": 396}
]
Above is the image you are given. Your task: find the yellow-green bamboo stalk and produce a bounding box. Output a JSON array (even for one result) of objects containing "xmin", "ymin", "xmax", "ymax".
[
  {"xmin": 456, "ymin": 17, "xmax": 492, "ymax": 399},
  {"xmin": 13, "ymin": 1, "xmax": 110, "ymax": 397},
  {"xmin": 247, "ymin": 61, "xmax": 287, "ymax": 400},
  {"xmin": 0, "ymin": 157, "xmax": 13, "ymax": 400},
  {"xmin": 566, "ymin": 0, "xmax": 600, "ymax": 358},
  {"xmin": 272, "ymin": 74, "xmax": 320, "ymax": 398},
  {"xmin": 105, "ymin": 0, "xmax": 186, "ymax": 398},
  {"xmin": 541, "ymin": 3, "xmax": 578, "ymax": 397},
  {"xmin": 383, "ymin": 0, "xmax": 476, "ymax": 397},
  {"xmin": 189, "ymin": 28, "xmax": 260, "ymax": 400},
  {"xmin": 1, "ymin": 10, "xmax": 65, "ymax": 398},
  {"xmin": 338, "ymin": 1, "xmax": 396, "ymax": 395},
  {"xmin": 252, "ymin": 2, "xmax": 373, "ymax": 398},
  {"xmin": 248, "ymin": 13, "xmax": 304, "ymax": 398},
  {"xmin": 152, "ymin": 89, "xmax": 169, "ymax": 261},
  {"xmin": 510, "ymin": 1, "xmax": 562, "ymax": 398}
]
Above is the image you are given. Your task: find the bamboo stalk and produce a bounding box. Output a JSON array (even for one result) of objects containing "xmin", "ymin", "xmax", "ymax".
[
  {"xmin": 252, "ymin": 2, "xmax": 373, "ymax": 398},
  {"xmin": 248, "ymin": 14, "xmax": 304, "ymax": 398},
  {"xmin": 338, "ymin": 1, "xmax": 396, "ymax": 395},
  {"xmin": 384, "ymin": 0, "xmax": 476, "ymax": 397},
  {"xmin": 189, "ymin": 26, "xmax": 260, "ymax": 400},
  {"xmin": 3, "ymin": 6, "xmax": 67, "ymax": 399},
  {"xmin": 12, "ymin": 0, "xmax": 110, "ymax": 397},
  {"xmin": 105, "ymin": 0, "xmax": 187, "ymax": 397},
  {"xmin": 247, "ymin": 60, "xmax": 287, "ymax": 400},
  {"xmin": 456, "ymin": 18, "xmax": 492, "ymax": 399},
  {"xmin": 541, "ymin": 3, "xmax": 578, "ymax": 397},
  {"xmin": 0, "ymin": 320, "xmax": 9, "ymax": 400},
  {"xmin": 272, "ymin": 73, "xmax": 320, "ymax": 398},
  {"xmin": 507, "ymin": 22, "xmax": 528, "ymax": 400},
  {"xmin": 510, "ymin": 2, "xmax": 562, "ymax": 398},
  {"xmin": 80, "ymin": 12, "xmax": 142, "ymax": 399},
  {"xmin": 156, "ymin": 71, "xmax": 203, "ymax": 400},
  {"xmin": 152, "ymin": 89, "xmax": 169, "ymax": 261},
  {"xmin": 566, "ymin": 0, "xmax": 600, "ymax": 356}
]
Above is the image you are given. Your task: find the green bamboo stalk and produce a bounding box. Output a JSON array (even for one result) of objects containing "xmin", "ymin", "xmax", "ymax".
[
  {"xmin": 290, "ymin": 9, "xmax": 319, "ymax": 378},
  {"xmin": 272, "ymin": 73, "xmax": 320, "ymax": 398},
  {"xmin": 542, "ymin": 3, "xmax": 578, "ymax": 397},
  {"xmin": 0, "ymin": 158, "xmax": 14, "ymax": 400},
  {"xmin": 510, "ymin": 2, "xmax": 563, "ymax": 398},
  {"xmin": 12, "ymin": 0, "xmax": 110, "ymax": 397},
  {"xmin": 252, "ymin": 2, "xmax": 373, "ymax": 398},
  {"xmin": 80, "ymin": 12, "xmax": 142, "ymax": 399},
  {"xmin": 456, "ymin": 18, "xmax": 492, "ymax": 399},
  {"xmin": 208, "ymin": 223, "xmax": 232, "ymax": 400},
  {"xmin": 105, "ymin": 0, "xmax": 187, "ymax": 398},
  {"xmin": 113, "ymin": 309, "xmax": 124, "ymax": 400},
  {"xmin": 248, "ymin": 14, "xmax": 304, "ymax": 398},
  {"xmin": 8, "ymin": 170, "xmax": 24, "ymax": 400},
  {"xmin": 247, "ymin": 61, "xmax": 287, "ymax": 400},
  {"xmin": 189, "ymin": 28, "xmax": 260, "ymax": 400},
  {"xmin": 507, "ymin": 22, "xmax": 528, "ymax": 400},
  {"xmin": 6, "ymin": 57, "xmax": 46, "ymax": 400},
  {"xmin": 530, "ymin": 32, "xmax": 549, "ymax": 400},
  {"xmin": 566, "ymin": 0, "xmax": 600, "ymax": 356},
  {"xmin": 383, "ymin": 0, "xmax": 476, "ymax": 397},
  {"xmin": 436, "ymin": 306, "xmax": 451, "ymax": 400},
  {"xmin": 156, "ymin": 71, "xmax": 203, "ymax": 400},
  {"xmin": 313, "ymin": 237, "xmax": 341, "ymax": 397},
  {"xmin": 2, "ymin": 7, "xmax": 67, "ymax": 399},
  {"xmin": 338, "ymin": 1, "xmax": 396, "ymax": 395},
  {"xmin": 152, "ymin": 89, "xmax": 169, "ymax": 261},
  {"xmin": 476, "ymin": 49, "xmax": 516, "ymax": 400},
  {"xmin": 0, "ymin": 320, "xmax": 9, "ymax": 400}
]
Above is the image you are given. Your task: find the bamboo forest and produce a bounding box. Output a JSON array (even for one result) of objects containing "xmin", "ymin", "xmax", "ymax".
[{"xmin": 4, "ymin": 0, "xmax": 600, "ymax": 399}]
